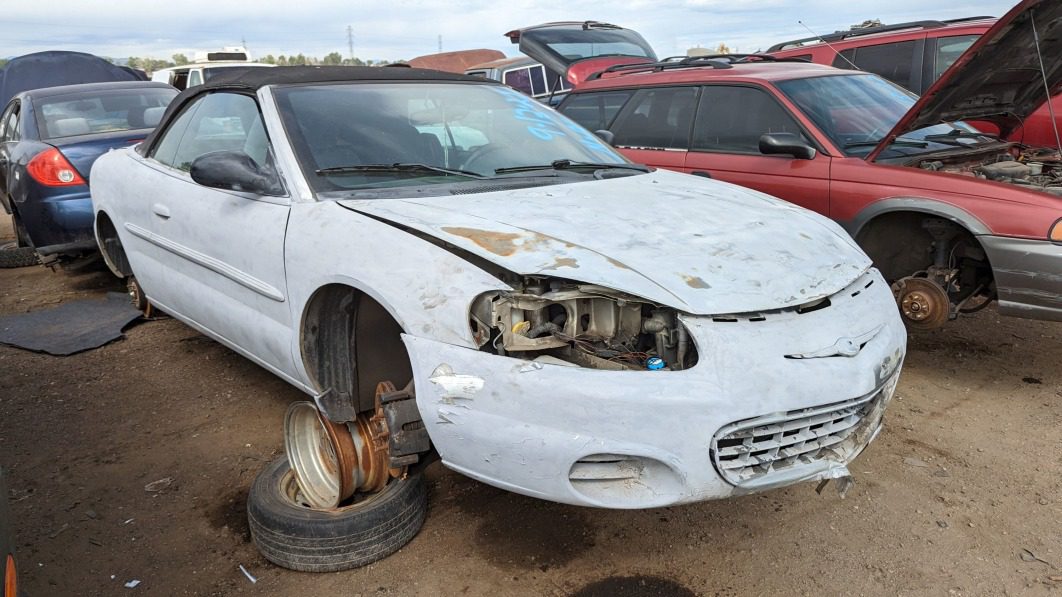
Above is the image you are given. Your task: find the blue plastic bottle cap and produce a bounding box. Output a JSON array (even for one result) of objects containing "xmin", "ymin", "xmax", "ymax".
[{"xmin": 646, "ymin": 357, "xmax": 665, "ymax": 370}]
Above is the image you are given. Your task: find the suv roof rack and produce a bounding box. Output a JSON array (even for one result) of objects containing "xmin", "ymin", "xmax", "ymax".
[
  {"xmin": 766, "ymin": 15, "xmax": 995, "ymax": 52},
  {"xmin": 585, "ymin": 54, "xmax": 811, "ymax": 81}
]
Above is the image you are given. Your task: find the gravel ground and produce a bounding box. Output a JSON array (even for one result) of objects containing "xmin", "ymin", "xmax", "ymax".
[{"xmin": 0, "ymin": 212, "xmax": 1059, "ymax": 596}]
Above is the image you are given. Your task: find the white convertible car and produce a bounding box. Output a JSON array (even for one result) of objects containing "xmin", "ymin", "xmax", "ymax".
[{"xmin": 90, "ymin": 66, "xmax": 906, "ymax": 571}]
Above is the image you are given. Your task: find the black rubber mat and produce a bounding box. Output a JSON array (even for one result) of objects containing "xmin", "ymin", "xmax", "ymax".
[{"xmin": 0, "ymin": 292, "xmax": 141, "ymax": 356}]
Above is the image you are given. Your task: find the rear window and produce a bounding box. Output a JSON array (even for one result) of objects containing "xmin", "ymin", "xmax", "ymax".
[
  {"xmin": 932, "ymin": 35, "xmax": 979, "ymax": 80},
  {"xmin": 831, "ymin": 40, "xmax": 921, "ymax": 91},
  {"xmin": 35, "ymin": 88, "xmax": 176, "ymax": 139}
]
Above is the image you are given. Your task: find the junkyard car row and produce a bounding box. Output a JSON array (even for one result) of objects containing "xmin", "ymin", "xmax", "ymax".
[{"xmin": 0, "ymin": 0, "xmax": 1058, "ymax": 579}]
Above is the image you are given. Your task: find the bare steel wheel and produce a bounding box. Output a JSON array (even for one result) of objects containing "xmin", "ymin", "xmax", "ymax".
[
  {"xmin": 283, "ymin": 382, "xmax": 401, "ymax": 509},
  {"xmin": 893, "ymin": 277, "xmax": 951, "ymax": 330}
]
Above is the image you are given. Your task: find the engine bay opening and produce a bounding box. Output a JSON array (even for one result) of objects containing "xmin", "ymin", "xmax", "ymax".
[
  {"xmin": 916, "ymin": 147, "xmax": 1062, "ymax": 196},
  {"xmin": 469, "ymin": 277, "xmax": 698, "ymax": 371}
]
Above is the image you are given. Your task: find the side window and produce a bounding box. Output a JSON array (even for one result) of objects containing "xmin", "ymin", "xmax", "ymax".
[
  {"xmin": 609, "ymin": 87, "xmax": 699, "ymax": 149},
  {"xmin": 171, "ymin": 93, "xmax": 270, "ymax": 172},
  {"xmin": 188, "ymin": 69, "xmax": 203, "ymax": 88},
  {"xmin": 150, "ymin": 96, "xmax": 205, "ymax": 167},
  {"xmin": 932, "ymin": 35, "xmax": 979, "ymax": 81},
  {"xmin": 0, "ymin": 102, "xmax": 20, "ymax": 143},
  {"xmin": 151, "ymin": 93, "xmax": 272, "ymax": 173},
  {"xmin": 502, "ymin": 68, "xmax": 534, "ymax": 96},
  {"xmin": 832, "ymin": 49, "xmax": 858, "ymax": 70},
  {"xmin": 528, "ymin": 65, "xmax": 548, "ymax": 97},
  {"xmin": 692, "ymin": 85, "xmax": 809, "ymax": 154},
  {"xmin": 846, "ymin": 40, "xmax": 921, "ymax": 91},
  {"xmin": 559, "ymin": 91, "xmax": 634, "ymax": 132}
]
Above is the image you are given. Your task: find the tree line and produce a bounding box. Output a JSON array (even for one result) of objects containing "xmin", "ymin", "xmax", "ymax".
[{"xmin": 122, "ymin": 52, "xmax": 387, "ymax": 74}]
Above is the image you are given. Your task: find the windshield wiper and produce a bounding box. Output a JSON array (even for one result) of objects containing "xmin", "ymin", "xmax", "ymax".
[
  {"xmin": 315, "ymin": 163, "xmax": 487, "ymax": 178},
  {"xmin": 922, "ymin": 130, "xmax": 999, "ymax": 145},
  {"xmin": 844, "ymin": 138, "xmax": 929, "ymax": 149},
  {"xmin": 494, "ymin": 159, "xmax": 650, "ymax": 175}
]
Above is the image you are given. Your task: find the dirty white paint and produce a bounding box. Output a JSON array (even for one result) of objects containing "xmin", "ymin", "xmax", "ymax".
[
  {"xmin": 91, "ymin": 80, "xmax": 906, "ymax": 511},
  {"xmin": 340, "ymin": 169, "xmax": 871, "ymax": 316}
]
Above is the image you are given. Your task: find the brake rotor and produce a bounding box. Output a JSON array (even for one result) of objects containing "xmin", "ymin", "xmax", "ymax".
[
  {"xmin": 283, "ymin": 382, "xmax": 403, "ymax": 510},
  {"xmin": 893, "ymin": 277, "xmax": 951, "ymax": 330}
]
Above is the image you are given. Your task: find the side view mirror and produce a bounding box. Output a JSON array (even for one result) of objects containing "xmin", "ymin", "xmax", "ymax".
[
  {"xmin": 759, "ymin": 133, "xmax": 816, "ymax": 160},
  {"xmin": 189, "ymin": 150, "xmax": 283, "ymax": 196},
  {"xmin": 594, "ymin": 129, "xmax": 616, "ymax": 145}
]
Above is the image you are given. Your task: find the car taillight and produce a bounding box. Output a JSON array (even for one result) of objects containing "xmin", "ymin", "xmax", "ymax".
[
  {"xmin": 27, "ymin": 147, "xmax": 86, "ymax": 186},
  {"xmin": 1051, "ymin": 218, "xmax": 1062, "ymax": 244},
  {"xmin": 3, "ymin": 554, "xmax": 15, "ymax": 597}
]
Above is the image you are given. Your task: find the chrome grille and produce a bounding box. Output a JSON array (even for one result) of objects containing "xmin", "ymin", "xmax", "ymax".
[{"xmin": 712, "ymin": 391, "xmax": 882, "ymax": 485}]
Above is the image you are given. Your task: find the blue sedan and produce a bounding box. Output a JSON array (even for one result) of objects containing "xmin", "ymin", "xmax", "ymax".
[{"xmin": 0, "ymin": 81, "xmax": 176, "ymax": 261}]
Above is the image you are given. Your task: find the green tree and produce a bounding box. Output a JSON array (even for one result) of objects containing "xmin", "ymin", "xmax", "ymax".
[
  {"xmin": 172, "ymin": 53, "xmax": 190, "ymax": 65},
  {"xmin": 292, "ymin": 53, "xmax": 307, "ymax": 66},
  {"xmin": 276, "ymin": 55, "xmax": 288, "ymax": 66},
  {"xmin": 322, "ymin": 51, "xmax": 343, "ymax": 65},
  {"xmin": 261, "ymin": 54, "xmax": 277, "ymax": 65}
]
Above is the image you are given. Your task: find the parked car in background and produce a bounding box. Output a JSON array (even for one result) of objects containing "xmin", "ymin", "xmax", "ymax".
[
  {"xmin": 91, "ymin": 65, "xmax": 904, "ymax": 572},
  {"xmin": 465, "ymin": 56, "xmax": 572, "ymax": 104},
  {"xmin": 768, "ymin": 14, "xmax": 1062, "ymax": 149},
  {"xmin": 557, "ymin": 0, "xmax": 1062, "ymax": 329},
  {"xmin": 0, "ymin": 81, "xmax": 176, "ymax": 265},
  {"xmin": 151, "ymin": 46, "xmax": 273, "ymax": 90},
  {"xmin": 0, "ymin": 50, "xmax": 148, "ymax": 107}
]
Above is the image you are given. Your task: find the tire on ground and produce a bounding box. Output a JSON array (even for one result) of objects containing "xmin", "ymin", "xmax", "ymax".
[
  {"xmin": 0, "ymin": 241, "xmax": 38, "ymax": 268},
  {"xmin": 247, "ymin": 455, "xmax": 427, "ymax": 572}
]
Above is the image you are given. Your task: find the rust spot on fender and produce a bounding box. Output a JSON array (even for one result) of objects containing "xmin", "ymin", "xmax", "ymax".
[
  {"xmin": 606, "ymin": 257, "xmax": 632, "ymax": 270},
  {"xmin": 683, "ymin": 275, "xmax": 711, "ymax": 289},
  {"xmin": 551, "ymin": 257, "xmax": 579, "ymax": 269},
  {"xmin": 441, "ymin": 227, "xmax": 523, "ymax": 256}
]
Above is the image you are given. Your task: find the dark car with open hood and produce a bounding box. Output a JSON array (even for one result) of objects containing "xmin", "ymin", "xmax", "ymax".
[{"xmin": 554, "ymin": 0, "xmax": 1062, "ymax": 329}]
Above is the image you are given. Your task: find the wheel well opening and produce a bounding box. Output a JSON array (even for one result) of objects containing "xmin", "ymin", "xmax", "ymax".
[
  {"xmin": 95, "ymin": 212, "xmax": 132, "ymax": 277},
  {"xmin": 856, "ymin": 211, "xmax": 991, "ymax": 283},
  {"xmin": 300, "ymin": 284, "xmax": 413, "ymax": 418}
]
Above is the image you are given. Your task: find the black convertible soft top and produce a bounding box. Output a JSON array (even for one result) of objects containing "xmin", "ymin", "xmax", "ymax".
[{"xmin": 138, "ymin": 65, "xmax": 497, "ymax": 155}]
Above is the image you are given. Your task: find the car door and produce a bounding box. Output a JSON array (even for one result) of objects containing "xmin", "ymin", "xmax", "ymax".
[
  {"xmin": 0, "ymin": 101, "xmax": 20, "ymax": 213},
  {"xmin": 683, "ymin": 84, "xmax": 831, "ymax": 215},
  {"xmin": 606, "ymin": 86, "xmax": 699, "ymax": 171},
  {"xmin": 131, "ymin": 91, "xmax": 296, "ymax": 378}
]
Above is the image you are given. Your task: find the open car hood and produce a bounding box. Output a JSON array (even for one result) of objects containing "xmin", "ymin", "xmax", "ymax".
[
  {"xmin": 506, "ymin": 21, "xmax": 657, "ymax": 86},
  {"xmin": 338, "ymin": 170, "xmax": 870, "ymax": 315},
  {"xmin": 869, "ymin": 0, "xmax": 1062, "ymax": 160}
]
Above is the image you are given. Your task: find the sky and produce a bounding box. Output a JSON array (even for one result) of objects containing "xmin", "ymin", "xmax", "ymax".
[{"xmin": 1, "ymin": 0, "xmax": 1018, "ymax": 63}]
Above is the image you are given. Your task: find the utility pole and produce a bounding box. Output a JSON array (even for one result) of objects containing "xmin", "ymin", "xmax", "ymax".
[
  {"xmin": 241, "ymin": 36, "xmax": 247, "ymax": 48},
  {"xmin": 347, "ymin": 25, "xmax": 354, "ymax": 61},
  {"xmin": 438, "ymin": 34, "xmax": 442, "ymax": 53}
]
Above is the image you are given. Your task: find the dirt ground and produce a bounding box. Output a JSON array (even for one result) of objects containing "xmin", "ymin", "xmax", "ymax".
[{"xmin": 0, "ymin": 212, "xmax": 1059, "ymax": 596}]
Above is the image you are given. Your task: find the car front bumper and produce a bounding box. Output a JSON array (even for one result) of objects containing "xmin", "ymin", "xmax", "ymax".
[
  {"xmin": 402, "ymin": 270, "xmax": 906, "ymax": 508},
  {"xmin": 980, "ymin": 235, "xmax": 1062, "ymax": 322}
]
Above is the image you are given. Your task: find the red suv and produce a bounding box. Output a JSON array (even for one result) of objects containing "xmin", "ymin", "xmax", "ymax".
[
  {"xmin": 769, "ymin": 15, "xmax": 1062, "ymax": 149},
  {"xmin": 545, "ymin": 0, "xmax": 1061, "ymax": 329}
]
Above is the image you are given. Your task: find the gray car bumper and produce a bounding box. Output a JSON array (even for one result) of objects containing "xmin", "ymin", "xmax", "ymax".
[{"xmin": 980, "ymin": 235, "xmax": 1062, "ymax": 322}]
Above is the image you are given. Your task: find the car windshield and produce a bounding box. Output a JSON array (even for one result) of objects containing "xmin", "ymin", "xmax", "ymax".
[
  {"xmin": 776, "ymin": 74, "xmax": 983, "ymax": 158},
  {"xmin": 272, "ymin": 82, "xmax": 631, "ymax": 192},
  {"xmin": 36, "ymin": 88, "xmax": 176, "ymax": 140}
]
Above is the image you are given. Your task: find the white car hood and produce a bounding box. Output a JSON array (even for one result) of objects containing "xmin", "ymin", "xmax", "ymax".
[{"xmin": 338, "ymin": 169, "xmax": 870, "ymax": 315}]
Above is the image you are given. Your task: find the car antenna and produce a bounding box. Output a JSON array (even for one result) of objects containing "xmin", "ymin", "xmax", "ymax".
[
  {"xmin": 1030, "ymin": 11, "xmax": 1062, "ymax": 154},
  {"xmin": 797, "ymin": 20, "xmax": 861, "ymax": 70}
]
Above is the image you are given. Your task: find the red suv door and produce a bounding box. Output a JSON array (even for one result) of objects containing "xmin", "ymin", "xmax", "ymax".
[
  {"xmin": 683, "ymin": 85, "xmax": 832, "ymax": 215},
  {"xmin": 605, "ymin": 86, "xmax": 700, "ymax": 172}
]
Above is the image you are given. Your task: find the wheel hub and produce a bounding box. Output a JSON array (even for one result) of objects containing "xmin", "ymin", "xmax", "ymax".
[
  {"xmin": 894, "ymin": 277, "xmax": 951, "ymax": 330},
  {"xmin": 284, "ymin": 382, "xmax": 401, "ymax": 510}
]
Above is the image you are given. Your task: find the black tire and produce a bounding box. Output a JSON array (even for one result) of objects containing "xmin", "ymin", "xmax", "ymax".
[
  {"xmin": 0, "ymin": 241, "xmax": 38, "ymax": 268},
  {"xmin": 247, "ymin": 456, "xmax": 427, "ymax": 572}
]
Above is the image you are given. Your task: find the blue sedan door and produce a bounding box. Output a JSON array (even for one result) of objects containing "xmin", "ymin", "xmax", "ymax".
[{"xmin": 125, "ymin": 91, "xmax": 298, "ymax": 382}]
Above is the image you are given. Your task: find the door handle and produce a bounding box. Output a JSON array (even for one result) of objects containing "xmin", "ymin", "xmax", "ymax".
[
  {"xmin": 691, "ymin": 171, "xmax": 712, "ymax": 178},
  {"xmin": 152, "ymin": 203, "xmax": 171, "ymax": 219}
]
